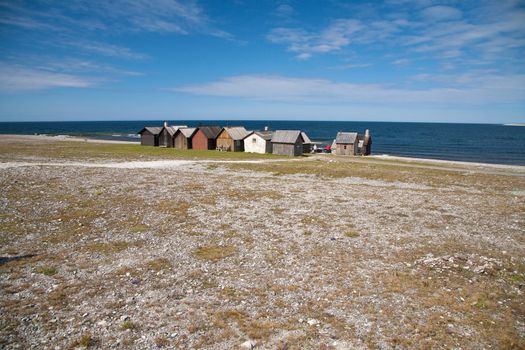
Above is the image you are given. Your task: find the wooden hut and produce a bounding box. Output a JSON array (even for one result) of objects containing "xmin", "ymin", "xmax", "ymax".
[
  {"xmin": 271, "ymin": 130, "xmax": 306, "ymax": 156},
  {"xmin": 243, "ymin": 131, "xmax": 273, "ymax": 154},
  {"xmin": 357, "ymin": 129, "xmax": 372, "ymax": 155},
  {"xmin": 301, "ymin": 131, "xmax": 313, "ymax": 153},
  {"xmin": 216, "ymin": 126, "xmax": 250, "ymax": 152},
  {"xmin": 191, "ymin": 126, "xmax": 221, "ymax": 150},
  {"xmin": 138, "ymin": 126, "xmax": 162, "ymax": 146},
  {"xmin": 174, "ymin": 127, "xmax": 196, "ymax": 150},
  {"xmin": 335, "ymin": 132, "xmax": 358, "ymax": 155},
  {"xmin": 159, "ymin": 123, "xmax": 187, "ymax": 148}
]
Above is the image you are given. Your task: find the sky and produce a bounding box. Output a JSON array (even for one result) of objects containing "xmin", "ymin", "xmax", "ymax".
[{"xmin": 0, "ymin": 0, "xmax": 524, "ymax": 123}]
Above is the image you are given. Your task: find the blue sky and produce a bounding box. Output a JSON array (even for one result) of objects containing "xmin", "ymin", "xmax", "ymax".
[{"xmin": 0, "ymin": 0, "xmax": 524, "ymax": 123}]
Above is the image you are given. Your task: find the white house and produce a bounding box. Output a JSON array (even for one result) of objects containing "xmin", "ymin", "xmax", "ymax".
[{"xmin": 243, "ymin": 131, "xmax": 273, "ymax": 154}]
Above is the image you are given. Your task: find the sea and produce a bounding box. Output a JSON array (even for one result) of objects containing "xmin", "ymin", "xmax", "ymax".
[{"xmin": 1, "ymin": 120, "xmax": 524, "ymax": 165}]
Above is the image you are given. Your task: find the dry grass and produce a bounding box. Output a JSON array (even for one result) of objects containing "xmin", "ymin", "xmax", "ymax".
[{"xmin": 192, "ymin": 245, "xmax": 237, "ymax": 261}]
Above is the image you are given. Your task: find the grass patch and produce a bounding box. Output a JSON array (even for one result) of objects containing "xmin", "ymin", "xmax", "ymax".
[
  {"xmin": 192, "ymin": 245, "xmax": 236, "ymax": 261},
  {"xmin": 129, "ymin": 224, "xmax": 148, "ymax": 233},
  {"xmin": 69, "ymin": 334, "xmax": 95, "ymax": 348},
  {"xmin": 121, "ymin": 320, "xmax": 137, "ymax": 330},
  {"xmin": 35, "ymin": 266, "xmax": 57, "ymax": 276},
  {"xmin": 344, "ymin": 231, "xmax": 360, "ymax": 238},
  {"xmin": 145, "ymin": 257, "xmax": 172, "ymax": 272}
]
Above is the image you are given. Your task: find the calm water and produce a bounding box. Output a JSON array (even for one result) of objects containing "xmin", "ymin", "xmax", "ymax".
[{"xmin": 1, "ymin": 120, "xmax": 524, "ymax": 165}]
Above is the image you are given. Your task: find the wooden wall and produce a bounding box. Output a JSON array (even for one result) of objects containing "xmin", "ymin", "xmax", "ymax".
[
  {"xmin": 336, "ymin": 144, "xmax": 355, "ymax": 155},
  {"xmin": 216, "ymin": 130, "xmax": 234, "ymax": 151},
  {"xmin": 174, "ymin": 133, "xmax": 190, "ymax": 149},
  {"xmin": 140, "ymin": 132, "xmax": 158, "ymax": 146},
  {"xmin": 272, "ymin": 141, "xmax": 302, "ymax": 156},
  {"xmin": 191, "ymin": 130, "xmax": 215, "ymax": 150}
]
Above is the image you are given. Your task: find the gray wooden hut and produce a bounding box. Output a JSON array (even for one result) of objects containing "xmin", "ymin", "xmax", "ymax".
[
  {"xmin": 271, "ymin": 130, "xmax": 306, "ymax": 156},
  {"xmin": 174, "ymin": 127, "xmax": 196, "ymax": 149},
  {"xmin": 335, "ymin": 132, "xmax": 358, "ymax": 155},
  {"xmin": 301, "ymin": 131, "xmax": 313, "ymax": 153},
  {"xmin": 138, "ymin": 126, "xmax": 162, "ymax": 146},
  {"xmin": 159, "ymin": 123, "xmax": 187, "ymax": 148}
]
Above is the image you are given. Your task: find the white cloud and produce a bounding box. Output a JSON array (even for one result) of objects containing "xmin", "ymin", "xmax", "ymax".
[
  {"xmin": 392, "ymin": 58, "xmax": 410, "ymax": 65},
  {"xmin": 0, "ymin": 64, "xmax": 93, "ymax": 91},
  {"xmin": 421, "ymin": 6, "xmax": 462, "ymax": 21},
  {"xmin": 173, "ymin": 74, "xmax": 525, "ymax": 104},
  {"xmin": 267, "ymin": 19, "xmax": 362, "ymax": 59}
]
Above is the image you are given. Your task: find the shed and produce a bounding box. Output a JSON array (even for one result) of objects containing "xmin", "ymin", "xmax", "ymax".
[
  {"xmin": 174, "ymin": 127, "xmax": 196, "ymax": 150},
  {"xmin": 335, "ymin": 132, "xmax": 358, "ymax": 155},
  {"xmin": 159, "ymin": 124, "xmax": 187, "ymax": 148},
  {"xmin": 191, "ymin": 126, "xmax": 221, "ymax": 150},
  {"xmin": 138, "ymin": 127, "xmax": 162, "ymax": 147},
  {"xmin": 216, "ymin": 126, "xmax": 250, "ymax": 152},
  {"xmin": 357, "ymin": 129, "xmax": 372, "ymax": 155},
  {"xmin": 271, "ymin": 130, "xmax": 305, "ymax": 156},
  {"xmin": 301, "ymin": 131, "xmax": 313, "ymax": 153},
  {"xmin": 243, "ymin": 131, "xmax": 273, "ymax": 154}
]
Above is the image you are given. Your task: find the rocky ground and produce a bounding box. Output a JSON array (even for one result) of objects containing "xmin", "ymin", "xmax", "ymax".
[{"xmin": 1, "ymin": 136, "xmax": 524, "ymax": 349}]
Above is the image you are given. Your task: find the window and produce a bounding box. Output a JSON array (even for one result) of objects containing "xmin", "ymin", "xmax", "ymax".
[
  {"xmin": 252, "ymin": 137, "xmax": 256, "ymax": 143},
  {"xmin": 344, "ymin": 145, "xmax": 347, "ymax": 149}
]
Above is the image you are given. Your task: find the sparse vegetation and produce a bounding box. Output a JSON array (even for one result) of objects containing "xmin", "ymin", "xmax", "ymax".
[
  {"xmin": 35, "ymin": 265, "xmax": 57, "ymax": 276},
  {"xmin": 120, "ymin": 320, "xmax": 137, "ymax": 330},
  {"xmin": 192, "ymin": 245, "xmax": 236, "ymax": 261}
]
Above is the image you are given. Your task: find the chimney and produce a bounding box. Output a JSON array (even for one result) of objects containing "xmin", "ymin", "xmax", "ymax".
[
  {"xmin": 365, "ymin": 129, "xmax": 370, "ymax": 137},
  {"xmin": 264, "ymin": 126, "xmax": 269, "ymax": 131},
  {"xmin": 164, "ymin": 121, "xmax": 168, "ymax": 128}
]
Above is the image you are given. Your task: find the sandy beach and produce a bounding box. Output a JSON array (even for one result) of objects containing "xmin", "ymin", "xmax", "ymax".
[{"xmin": 1, "ymin": 135, "xmax": 524, "ymax": 349}]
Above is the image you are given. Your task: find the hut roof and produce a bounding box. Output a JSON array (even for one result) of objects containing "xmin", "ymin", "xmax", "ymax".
[
  {"xmin": 197, "ymin": 126, "xmax": 221, "ymax": 139},
  {"xmin": 243, "ymin": 130, "xmax": 274, "ymax": 141},
  {"xmin": 162, "ymin": 125, "xmax": 187, "ymax": 136},
  {"xmin": 138, "ymin": 127, "xmax": 162, "ymax": 135},
  {"xmin": 271, "ymin": 130, "xmax": 303, "ymax": 144},
  {"xmin": 335, "ymin": 132, "xmax": 358, "ymax": 144},
  {"xmin": 222, "ymin": 126, "xmax": 250, "ymax": 140},
  {"xmin": 301, "ymin": 132, "xmax": 312, "ymax": 144},
  {"xmin": 178, "ymin": 127, "xmax": 197, "ymax": 138}
]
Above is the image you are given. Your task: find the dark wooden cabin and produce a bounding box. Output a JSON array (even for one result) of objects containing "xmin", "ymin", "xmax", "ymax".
[
  {"xmin": 335, "ymin": 132, "xmax": 358, "ymax": 155},
  {"xmin": 174, "ymin": 127, "xmax": 196, "ymax": 149},
  {"xmin": 301, "ymin": 131, "xmax": 313, "ymax": 153},
  {"xmin": 159, "ymin": 124, "xmax": 187, "ymax": 148},
  {"xmin": 138, "ymin": 127, "xmax": 162, "ymax": 146},
  {"xmin": 357, "ymin": 129, "xmax": 372, "ymax": 155},
  {"xmin": 191, "ymin": 126, "xmax": 221, "ymax": 150},
  {"xmin": 216, "ymin": 126, "xmax": 250, "ymax": 152},
  {"xmin": 271, "ymin": 130, "xmax": 305, "ymax": 156}
]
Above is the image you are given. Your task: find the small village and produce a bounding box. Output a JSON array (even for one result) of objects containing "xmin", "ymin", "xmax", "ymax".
[{"xmin": 138, "ymin": 122, "xmax": 372, "ymax": 156}]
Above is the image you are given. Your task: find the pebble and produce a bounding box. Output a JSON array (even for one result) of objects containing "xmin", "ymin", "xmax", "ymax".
[
  {"xmin": 307, "ymin": 319, "xmax": 320, "ymax": 326},
  {"xmin": 240, "ymin": 340, "xmax": 257, "ymax": 349}
]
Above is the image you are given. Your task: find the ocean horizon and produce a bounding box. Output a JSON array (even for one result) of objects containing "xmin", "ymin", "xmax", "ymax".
[{"xmin": 1, "ymin": 120, "xmax": 524, "ymax": 166}]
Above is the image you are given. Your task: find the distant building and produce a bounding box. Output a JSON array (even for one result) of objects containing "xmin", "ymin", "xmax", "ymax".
[
  {"xmin": 158, "ymin": 122, "xmax": 187, "ymax": 148},
  {"xmin": 335, "ymin": 132, "xmax": 358, "ymax": 155},
  {"xmin": 191, "ymin": 126, "xmax": 221, "ymax": 150},
  {"xmin": 243, "ymin": 131, "xmax": 273, "ymax": 154},
  {"xmin": 271, "ymin": 130, "xmax": 309, "ymax": 156},
  {"xmin": 138, "ymin": 126, "xmax": 162, "ymax": 146},
  {"xmin": 357, "ymin": 129, "xmax": 372, "ymax": 155},
  {"xmin": 216, "ymin": 126, "xmax": 250, "ymax": 152},
  {"xmin": 301, "ymin": 131, "xmax": 313, "ymax": 154},
  {"xmin": 335, "ymin": 129, "xmax": 372, "ymax": 155},
  {"xmin": 174, "ymin": 127, "xmax": 196, "ymax": 150}
]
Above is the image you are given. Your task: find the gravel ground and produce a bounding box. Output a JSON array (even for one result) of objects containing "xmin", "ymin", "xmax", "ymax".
[{"xmin": 1, "ymin": 140, "xmax": 524, "ymax": 349}]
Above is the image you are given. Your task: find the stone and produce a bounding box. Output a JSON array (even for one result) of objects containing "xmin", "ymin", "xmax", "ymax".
[
  {"xmin": 241, "ymin": 340, "xmax": 256, "ymax": 349},
  {"xmin": 307, "ymin": 318, "xmax": 320, "ymax": 326}
]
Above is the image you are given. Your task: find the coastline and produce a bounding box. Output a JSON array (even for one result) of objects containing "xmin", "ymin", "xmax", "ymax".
[{"xmin": 1, "ymin": 133, "xmax": 523, "ymax": 170}]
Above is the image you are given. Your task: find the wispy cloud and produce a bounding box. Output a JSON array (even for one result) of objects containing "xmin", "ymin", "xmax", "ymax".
[
  {"xmin": 173, "ymin": 74, "xmax": 525, "ymax": 104},
  {"xmin": 0, "ymin": 63, "xmax": 94, "ymax": 91}
]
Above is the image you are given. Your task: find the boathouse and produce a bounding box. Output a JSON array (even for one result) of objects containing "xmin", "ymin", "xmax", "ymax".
[
  {"xmin": 174, "ymin": 127, "xmax": 196, "ymax": 150},
  {"xmin": 335, "ymin": 132, "xmax": 358, "ymax": 155},
  {"xmin": 271, "ymin": 130, "xmax": 307, "ymax": 156},
  {"xmin": 159, "ymin": 123, "xmax": 187, "ymax": 148},
  {"xmin": 138, "ymin": 126, "xmax": 162, "ymax": 146},
  {"xmin": 191, "ymin": 126, "xmax": 221, "ymax": 150},
  {"xmin": 216, "ymin": 126, "xmax": 250, "ymax": 152},
  {"xmin": 243, "ymin": 130, "xmax": 273, "ymax": 154}
]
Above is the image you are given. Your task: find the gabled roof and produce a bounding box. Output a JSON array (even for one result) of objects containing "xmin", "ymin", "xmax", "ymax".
[
  {"xmin": 138, "ymin": 127, "xmax": 162, "ymax": 135},
  {"xmin": 162, "ymin": 125, "xmax": 187, "ymax": 136},
  {"xmin": 177, "ymin": 127, "xmax": 197, "ymax": 138},
  {"xmin": 301, "ymin": 132, "xmax": 312, "ymax": 144},
  {"xmin": 196, "ymin": 126, "xmax": 221, "ymax": 139},
  {"xmin": 271, "ymin": 130, "xmax": 303, "ymax": 144},
  {"xmin": 222, "ymin": 126, "xmax": 250, "ymax": 140},
  {"xmin": 243, "ymin": 131, "xmax": 274, "ymax": 141},
  {"xmin": 335, "ymin": 132, "xmax": 358, "ymax": 144}
]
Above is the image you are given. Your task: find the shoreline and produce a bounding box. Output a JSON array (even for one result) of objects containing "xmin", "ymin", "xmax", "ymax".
[{"xmin": 1, "ymin": 133, "xmax": 524, "ymax": 169}]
